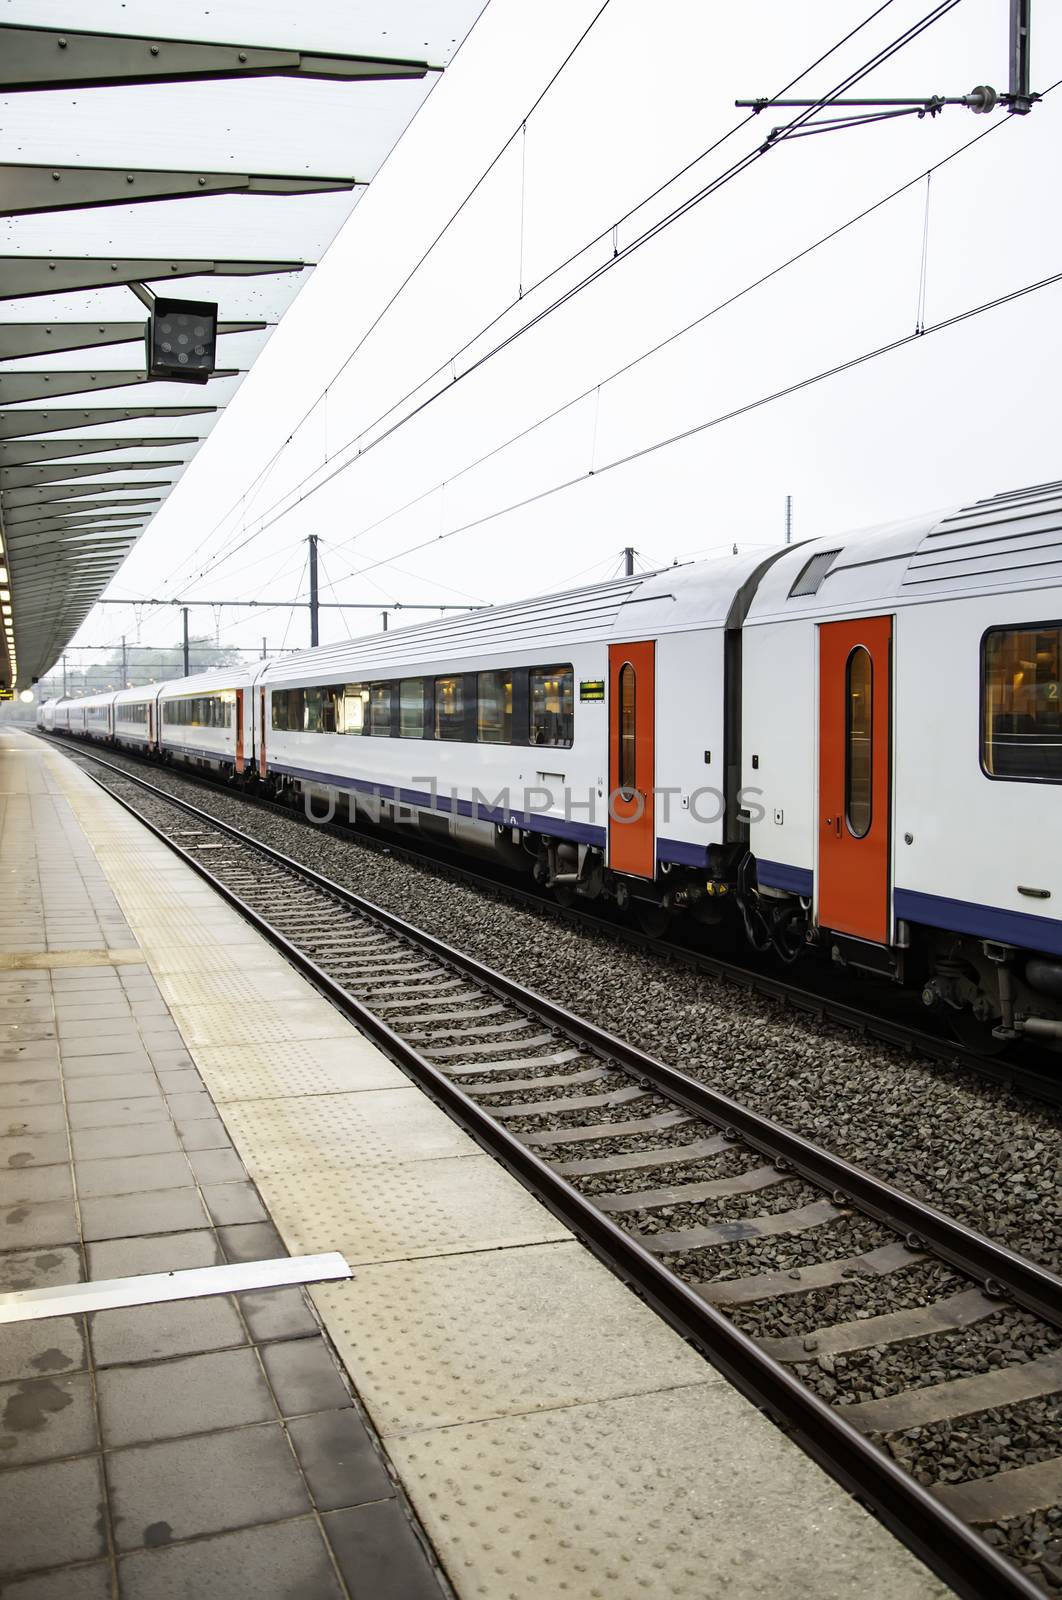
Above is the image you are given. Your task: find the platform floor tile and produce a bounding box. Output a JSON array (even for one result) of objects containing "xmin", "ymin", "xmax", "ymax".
[
  {"xmin": 168, "ymin": 997, "xmax": 353, "ymax": 1049},
  {"xmin": 221, "ymin": 1085, "xmax": 480, "ymax": 1168},
  {"xmin": 392, "ymin": 1384, "xmax": 950, "ymax": 1600},
  {"xmin": 256, "ymin": 1150, "xmax": 569, "ymax": 1264},
  {"xmin": 117, "ymin": 1521, "xmax": 344, "ymax": 1600},
  {"xmin": 191, "ymin": 1036, "xmax": 408, "ymax": 1100},
  {"xmin": 314, "ymin": 1241, "xmax": 715, "ymax": 1436}
]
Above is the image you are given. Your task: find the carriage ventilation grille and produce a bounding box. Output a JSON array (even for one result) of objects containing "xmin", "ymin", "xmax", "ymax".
[
  {"xmin": 903, "ymin": 482, "xmax": 1062, "ymax": 589},
  {"xmin": 789, "ymin": 548, "xmax": 841, "ymax": 597}
]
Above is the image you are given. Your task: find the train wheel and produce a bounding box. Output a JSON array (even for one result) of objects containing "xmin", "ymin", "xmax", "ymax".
[
  {"xmin": 946, "ymin": 1008, "xmax": 1008, "ymax": 1056},
  {"xmin": 554, "ymin": 883, "xmax": 576, "ymax": 909},
  {"xmin": 634, "ymin": 900, "xmax": 673, "ymax": 939}
]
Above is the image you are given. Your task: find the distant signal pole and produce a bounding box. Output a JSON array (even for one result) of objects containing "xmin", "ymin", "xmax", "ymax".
[
  {"xmin": 785, "ymin": 495, "xmax": 793, "ymax": 545},
  {"xmin": 308, "ymin": 535, "xmax": 320, "ymax": 648}
]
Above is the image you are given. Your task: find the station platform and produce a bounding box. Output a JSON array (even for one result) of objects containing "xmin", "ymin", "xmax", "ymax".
[{"xmin": 0, "ymin": 727, "xmax": 948, "ymax": 1600}]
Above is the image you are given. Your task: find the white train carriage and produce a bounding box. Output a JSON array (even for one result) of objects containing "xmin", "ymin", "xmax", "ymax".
[
  {"xmin": 254, "ymin": 552, "xmax": 775, "ymax": 909},
  {"xmin": 157, "ymin": 666, "xmax": 262, "ymax": 776},
  {"xmin": 37, "ymin": 697, "xmax": 60, "ymax": 732},
  {"xmin": 742, "ymin": 480, "xmax": 1062, "ymax": 1043},
  {"xmin": 113, "ymin": 684, "xmax": 161, "ymax": 752}
]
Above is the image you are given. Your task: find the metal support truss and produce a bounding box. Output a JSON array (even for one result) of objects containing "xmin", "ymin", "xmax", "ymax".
[
  {"xmin": 0, "ymin": 408, "xmax": 214, "ymax": 441},
  {"xmin": 0, "ymin": 371, "xmax": 238, "ymax": 404},
  {"xmin": 0, "ymin": 24, "xmax": 434, "ymax": 93},
  {"xmin": 0, "ymin": 164, "xmax": 358, "ymax": 219},
  {"xmin": 0, "ymin": 438, "xmax": 200, "ymax": 469},
  {"xmin": 0, "ymin": 258, "xmax": 306, "ymax": 301},
  {"xmin": 0, "ymin": 321, "xmax": 264, "ymax": 360}
]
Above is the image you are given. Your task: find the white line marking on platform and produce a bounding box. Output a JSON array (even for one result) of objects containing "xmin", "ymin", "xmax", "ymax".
[{"xmin": 0, "ymin": 1252, "xmax": 352, "ymax": 1324}]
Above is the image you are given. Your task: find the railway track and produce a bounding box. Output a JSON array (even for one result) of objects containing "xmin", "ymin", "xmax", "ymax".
[
  {"xmin": 53, "ymin": 740, "xmax": 1062, "ymax": 1599},
  {"xmin": 32, "ymin": 732, "xmax": 1061, "ymax": 1108}
]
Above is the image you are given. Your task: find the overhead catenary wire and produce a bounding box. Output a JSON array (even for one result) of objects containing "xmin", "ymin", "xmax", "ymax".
[
  {"xmin": 155, "ymin": 0, "xmax": 915, "ymax": 599},
  {"xmin": 311, "ymin": 81, "xmax": 1040, "ymax": 566},
  {"xmin": 110, "ymin": 56, "xmax": 1045, "ymax": 663},
  {"xmin": 328, "ymin": 264, "xmax": 1062, "ymax": 588},
  {"xmin": 278, "ymin": 554, "xmax": 309, "ymax": 654}
]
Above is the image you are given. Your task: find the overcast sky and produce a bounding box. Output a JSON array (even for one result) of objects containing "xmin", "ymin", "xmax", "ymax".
[{"xmin": 40, "ymin": 0, "xmax": 1062, "ymax": 668}]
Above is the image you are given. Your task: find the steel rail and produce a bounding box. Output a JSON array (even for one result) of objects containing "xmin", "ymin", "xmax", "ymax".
[{"xmin": 52, "ymin": 744, "xmax": 1055, "ymax": 1600}]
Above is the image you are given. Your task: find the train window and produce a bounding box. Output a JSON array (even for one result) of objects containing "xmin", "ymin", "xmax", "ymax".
[
  {"xmin": 529, "ymin": 665, "xmax": 574, "ymax": 747},
  {"xmin": 370, "ymin": 683, "xmax": 392, "ymax": 737},
  {"xmin": 341, "ymin": 683, "xmax": 368, "ymax": 735},
  {"xmin": 845, "ymin": 646, "xmax": 873, "ymax": 838},
  {"xmin": 982, "ymin": 624, "xmax": 1062, "ymax": 781},
  {"xmin": 399, "ymin": 679, "xmax": 425, "ymax": 738},
  {"xmin": 477, "ymin": 671, "xmax": 512, "ymax": 743},
  {"xmin": 618, "ymin": 663, "xmax": 636, "ymax": 792},
  {"xmin": 302, "ymin": 686, "xmax": 339, "ymax": 734},
  {"xmin": 434, "ymin": 676, "xmax": 465, "ymax": 740},
  {"xmin": 271, "ymin": 689, "xmax": 302, "ymax": 731}
]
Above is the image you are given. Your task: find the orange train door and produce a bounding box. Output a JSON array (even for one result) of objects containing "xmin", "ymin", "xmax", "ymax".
[
  {"xmin": 608, "ymin": 641, "xmax": 655, "ymax": 879},
  {"xmin": 258, "ymin": 687, "xmax": 268, "ymax": 779},
  {"xmin": 818, "ymin": 616, "xmax": 892, "ymax": 945},
  {"xmin": 235, "ymin": 689, "xmax": 245, "ymax": 774}
]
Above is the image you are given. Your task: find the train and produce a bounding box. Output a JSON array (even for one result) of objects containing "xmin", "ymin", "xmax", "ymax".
[{"xmin": 40, "ymin": 478, "xmax": 1062, "ymax": 1054}]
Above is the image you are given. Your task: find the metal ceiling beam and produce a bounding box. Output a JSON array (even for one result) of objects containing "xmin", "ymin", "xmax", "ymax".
[
  {"xmin": 0, "ymin": 437, "xmax": 198, "ymax": 466},
  {"xmin": 12, "ymin": 553, "xmax": 141, "ymax": 579},
  {"xmin": 9, "ymin": 528, "xmax": 149, "ymax": 547},
  {"xmin": 3, "ymin": 497, "xmax": 161, "ymax": 524},
  {"xmin": 1, "ymin": 165, "xmax": 358, "ymax": 219},
  {"xmin": 15, "ymin": 569, "xmax": 140, "ymax": 586},
  {"xmin": 1, "ymin": 460, "xmax": 181, "ymax": 487},
  {"xmin": 0, "ymin": 257, "xmax": 307, "ymax": 301},
  {"xmin": 13, "ymin": 557, "xmax": 144, "ymax": 574},
  {"xmin": 2, "ymin": 480, "xmax": 172, "ymax": 507},
  {"xmin": 0, "ymin": 321, "xmax": 265, "ymax": 359},
  {"xmin": 9, "ymin": 511, "xmax": 149, "ymax": 532},
  {"xmin": 11, "ymin": 544, "xmax": 143, "ymax": 571},
  {"xmin": 0, "ymin": 370, "xmax": 238, "ymax": 404},
  {"xmin": 0, "ymin": 25, "xmax": 433, "ymax": 92},
  {"xmin": 0, "ymin": 407, "xmax": 213, "ymax": 440}
]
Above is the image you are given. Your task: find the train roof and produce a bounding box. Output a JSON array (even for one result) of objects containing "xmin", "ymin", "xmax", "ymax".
[
  {"xmin": 156, "ymin": 665, "xmax": 260, "ymax": 699},
  {"xmin": 68, "ymin": 689, "xmax": 116, "ymax": 709},
  {"xmin": 747, "ymin": 481, "xmax": 1062, "ymax": 622},
  {"xmin": 259, "ymin": 547, "xmax": 776, "ymax": 685}
]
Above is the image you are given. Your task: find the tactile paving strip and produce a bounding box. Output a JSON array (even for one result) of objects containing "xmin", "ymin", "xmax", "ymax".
[
  {"xmin": 221, "ymin": 1088, "xmax": 478, "ymax": 1168},
  {"xmin": 389, "ymin": 1385, "xmax": 948, "ymax": 1600},
  {"xmin": 144, "ymin": 942, "xmax": 287, "ymax": 974},
  {"xmin": 168, "ymin": 999, "xmax": 350, "ymax": 1049},
  {"xmin": 155, "ymin": 969, "xmax": 316, "ymax": 1009},
  {"xmin": 311, "ymin": 1242, "xmax": 715, "ymax": 1436},
  {"xmin": 252, "ymin": 1153, "xmax": 569, "ymax": 1264},
  {"xmin": 192, "ymin": 1039, "xmax": 408, "ymax": 1101}
]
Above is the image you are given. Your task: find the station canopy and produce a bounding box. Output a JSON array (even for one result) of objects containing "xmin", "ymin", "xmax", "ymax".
[{"xmin": 0, "ymin": 0, "xmax": 483, "ymax": 691}]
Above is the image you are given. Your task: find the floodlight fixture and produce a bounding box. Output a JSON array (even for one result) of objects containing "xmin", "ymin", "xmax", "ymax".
[{"xmin": 146, "ymin": 296, "xmax": 219, "ymax": 385}]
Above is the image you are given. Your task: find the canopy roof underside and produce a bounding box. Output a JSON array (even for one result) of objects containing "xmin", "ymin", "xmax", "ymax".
[{"xmin": 0, "ymin": 0, "xmax": 483, "ymax": 689}]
